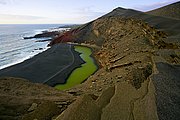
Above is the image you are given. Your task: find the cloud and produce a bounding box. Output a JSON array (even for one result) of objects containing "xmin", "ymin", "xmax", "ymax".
[
  {"xmin": 71, "ymin": 6, "xmax": 105, "ymax": 23},
  {"xmin": 0, "ymin": 14, "xmax": 46, "ymax": 19},
  {"xmin": 50, "ymin": 6, "xmax": 105, "ymax": 24},
  {"xmin": 134, "ymin": 0, "xmax": 179, "ymax": 11},
  {"xmin": 0, "ymin": 0, "xmax": 16, "ymax": 5},
  {"xmin": 0, "ymin": 0, "xmax": 7, "ymax": 5},
  {"xmin": 0, "ymin": 14, "xmax": 48, "ymax": 24},
  {"xmin": 0, "ymin": 6, "xmax": 105, "ymax": 24}
]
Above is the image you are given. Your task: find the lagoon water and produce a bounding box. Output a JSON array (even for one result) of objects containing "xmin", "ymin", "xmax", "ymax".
[
  {"xmin": 0, "ymin": 24, "xmax": 66, "ymax": 69},
  {"xmin": 55, "ymin": 45, "xmax": 98, "ymax": 90}
]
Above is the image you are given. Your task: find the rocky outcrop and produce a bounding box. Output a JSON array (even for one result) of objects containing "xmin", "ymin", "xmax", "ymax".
[
  {"xmin": 55, "ymin": 87, "xmax": 115, "ymax": 120},
  {"xmin": 24, "ymin": 31, "xmax": 62, "ymax": 40},
  {"xmin": 48, "ymin": 29, "xmax": 79, "ymax": 45},
  {"xmin": 0, "ymin": 77, "xmax": 75, "ymax": 120},
  {"xmin": 48, "ymin": 19, "xmax": 104, "ymax": 46}
]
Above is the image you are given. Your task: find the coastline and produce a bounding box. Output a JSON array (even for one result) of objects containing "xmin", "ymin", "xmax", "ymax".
[
  {"xmin": 0, "ymin": 2, "xmax": 180, "ymax": 119},
  {"xmin": 0, "ymin": 46, "xmax": 50, "ymax": 70},
  {"xmin": 0, "ymin": 43, "xmax": 85, "ymax": 87},
  {"xmin": 0, "ymin": 24, "xmax": 70, "ymax": 70}
]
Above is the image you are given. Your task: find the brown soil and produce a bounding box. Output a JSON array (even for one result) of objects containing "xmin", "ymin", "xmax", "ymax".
[{"xmin": 0, "ymin": 77, "xmax": 75, "ymax": 120}]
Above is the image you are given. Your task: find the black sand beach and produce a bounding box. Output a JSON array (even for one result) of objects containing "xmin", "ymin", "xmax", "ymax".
[{"xmin": 0, "ymin": 43, "xmax": 84, "ymax": 86}]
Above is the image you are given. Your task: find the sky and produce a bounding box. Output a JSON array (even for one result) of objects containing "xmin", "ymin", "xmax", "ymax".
[{"xmin": 0, "ymin": 0, "xmax": 179, "ymax": 24}]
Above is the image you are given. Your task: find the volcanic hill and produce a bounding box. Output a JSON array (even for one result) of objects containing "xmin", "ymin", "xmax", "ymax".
[{"xmin": 147, "ymin": 1, "xmax": 180, "ymax": 20}]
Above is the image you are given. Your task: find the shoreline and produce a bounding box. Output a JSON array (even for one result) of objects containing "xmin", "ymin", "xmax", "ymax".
[
  {"xmin": 0, "ymin": 43, "xmax": 85, "ymax": 87},
  {"xmin": 0, "ymin": 46, "xmax": 50, "ymax": 70},
  {"xmin": 0, "ymin": 24, "xmax": 71, "ymax": 71}
]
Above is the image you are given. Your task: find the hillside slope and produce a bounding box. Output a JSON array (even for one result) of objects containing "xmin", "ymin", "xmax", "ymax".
[
  {"xmin": 50, "ymin": 6, "xmax": 180, "ymax": 47},
  {"xmin": 146, "ymin": 1, "xmax": 180, "ymax": 20},
  {"xmin": 51, "ymin": 4, "xmax": 180, "ymax": 120}
]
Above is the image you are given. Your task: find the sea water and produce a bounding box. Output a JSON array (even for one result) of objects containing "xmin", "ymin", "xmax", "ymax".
[{"xmin": 0, "ymin": 24, "xmax": 66, "ymax": 69}]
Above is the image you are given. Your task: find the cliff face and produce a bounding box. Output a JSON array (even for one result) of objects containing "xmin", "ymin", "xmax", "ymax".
[{"xmin": 49, "ymin": 21, "xmax": 101, "ymax": 46}]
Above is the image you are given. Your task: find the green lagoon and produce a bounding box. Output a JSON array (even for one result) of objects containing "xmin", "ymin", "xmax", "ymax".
[{"xmin": 55, "ymin": 45, "xmax": 98, "ymax": 90}]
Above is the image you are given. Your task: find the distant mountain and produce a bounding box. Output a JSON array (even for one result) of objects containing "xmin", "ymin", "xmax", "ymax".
[
  {"xmin": 101, "ymin": 7, "xmax": 143, "ymax": 18},
  {"xmin": 49, "ymin": 8, "xmax": 146, "ymax": 46},
  {"xmin": 146, "ymin": 1, "xmax": 180, "ymax": 20}
]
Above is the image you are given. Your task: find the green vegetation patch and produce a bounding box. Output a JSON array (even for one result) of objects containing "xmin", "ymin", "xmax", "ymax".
[{"xmin": 55, "ymin": 45, "xmax": 98, "ymax": 90}]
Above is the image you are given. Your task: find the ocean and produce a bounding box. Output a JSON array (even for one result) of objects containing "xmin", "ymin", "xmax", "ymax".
[{"xmin": 0, "ymin": 24, "xmax": 66, "ymax": 70}]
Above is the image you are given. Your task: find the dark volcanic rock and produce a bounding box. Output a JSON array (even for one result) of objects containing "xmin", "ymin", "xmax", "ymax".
[
  {"xmin": 48, "ymin": 30, "xmax": 78, "ymax": 46},
  {"xmin": 49, "ymin": 21, "xmax": 102, "ymax": 46},
  {"xmin": 24, "ymin": 31, "xmax": 61, "ymax": 39},
  {"xmin": 151, "ymin": 62, "xmax": 180, "ymax": 120}
]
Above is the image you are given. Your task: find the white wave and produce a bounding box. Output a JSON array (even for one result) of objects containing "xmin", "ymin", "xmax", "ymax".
[{"xmin": 0, "ymin": 46, "xmax": 50, "ymax": 70}]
